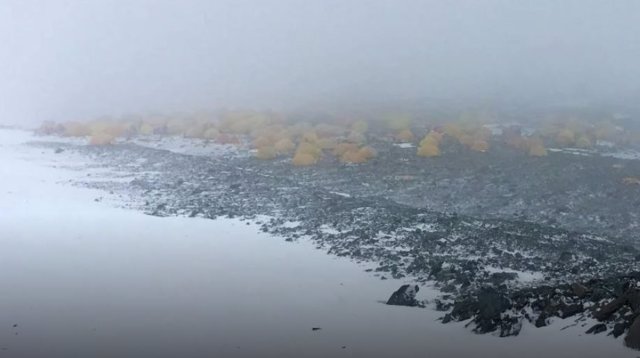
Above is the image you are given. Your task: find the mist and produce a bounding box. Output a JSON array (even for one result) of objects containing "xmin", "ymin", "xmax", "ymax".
[
  {"xmin": 2, "ymin": 0, "xmax": 640, "ymax": 125},
  {"xmin": 6, "ymin": 2, "xmax": 640, "ymax": 356}
]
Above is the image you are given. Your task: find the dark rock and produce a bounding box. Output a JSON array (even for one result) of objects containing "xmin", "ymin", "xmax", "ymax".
[
  {"xmin": 450, "ymin": 287, "xmax": 512, "ymax": 334},
  {"xmin": 475, "ymin": 288, "xmax": 511, "ymax": 326},
  {"xmin": 490, "ymin": 272, "xmax": 518, "ymax": 285},
  {"xmin": 450, "ymin": 299, "xmax": 474, "ymax": 322},
  {"xmin": 611, "ymin": 322, "xmax": 627, "ymax": 338},
  {"xmin": 406, "ymin": 255, "xmax": 429, "ymax": 274},
  {"xmin": 571, "ymin": 283, "xmax": 589, "ymax": 298},
  {"xmin": 558, "ymin": 251, "xmax": 574, "ymax": 262},
  {"xmin": 559, "ymin": 303, "xmax": 584, "ymax": 319},
  {"xmin": 386, "ymin": 284, "xmax": 422, "ymax": 307},
  {"xmin": 535, "ymin": 312, "xmax": 549, "ymax": 328},
  {"xmin": 54, "ymin": 147, "xmax": 64, "ymax": 154},
  {"xmin": 435, "ymin": 299, "xmax": 452, "ymax": 311},
  {"xmin": 625, "ymin": 316, "xmax": 640, "ymax": 349},
  {"xmin": 428, "ymin": 260, "xmax": 444, "ymax": 278},
  {"xmin": 626, "ymin": 288, "xmax": 640, "ymax": 312},
  {"xmin": 441, "ymin": 284, "xmax": 457, "ymax": 293},
  {"xmin": 594, "ymin": 296, "xmax": 626, "ymax": 321},
  {"xmin": 590, "ymin": 288, "xmax": 610, "ymax": 302},
  {"xmin": 586, "ymin": 323, "xmax": 607, "ymax": 334},
  {"xmin": 593, "ymin": 286, "xmax": 640, "ymax": 325},
  {"xmin": 499, "ymin": 315, "xmax": 523, "ymax": 337}
]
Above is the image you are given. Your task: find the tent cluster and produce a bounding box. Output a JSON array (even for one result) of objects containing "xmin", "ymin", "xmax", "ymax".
[
  {"xmin": 36, "ymin": 113, "xmax": 237, "ymax": 145},
  {"xmin": 36, "ymin": 109, "xmax": 640, "ymax": 165},
  {"xmin": 36, "ymin": 111, "xmax": 381, "ymax": 166},
  {"xmin": 417, "ymin": 131, "xmax": 443, "ymax": 157},
  {"xmin": 248, "ymin": 116, "xmax": 379, "ymax": 166},
  {"xmin": 537, "ymin": 119, "xmax": 636, "ymax": 148},
  {"xmin": 441, "ymin": 123, "xmax": 491, "ymax": 153}
]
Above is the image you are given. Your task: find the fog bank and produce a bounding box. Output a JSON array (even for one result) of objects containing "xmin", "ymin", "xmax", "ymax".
[{"xmin": 2, "ymin": 0, "xmax": 640, "ymax": 124}]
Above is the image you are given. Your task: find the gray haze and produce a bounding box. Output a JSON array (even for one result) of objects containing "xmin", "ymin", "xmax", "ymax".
[{"xmin": 1, "ymin": 0, "xmax": 640, "ymax": 124}]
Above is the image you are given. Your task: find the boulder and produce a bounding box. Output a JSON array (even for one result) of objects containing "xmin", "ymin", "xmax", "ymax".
[
  {"xmin": 450, "ymin": 287, "xmax": 513, "ymax": 335},
  {"xmin": 626, "ymin": 289, "xmax": 640, "ymax": 312},
  {"xmin": 490, "ymin": 272, "xmax": 518, "ymax": 285},
  {"xmin": 594, "ymin": 287, "xmax": 640, "ymax": 321},
  {"xmin": 586, "ymin": 323, "xmax": 607, "ymax": 334},
  {"xmin": 535, "ymin": 313, "xmax": 549, "ymax": 328},
  {"xmin": 558, "ymin": 251, "xmax": 574, "ymax": 262},
  {"xmin": 499, "ymin": 315, "xmax": 523, "ymax": 337},
  {"xmin": 625, "ymin": 316, "xmax": 640, "ymax": 349},
  {"xmin": 386, "ymin": 284, "xmax": 422, "ymax": 307},
  {"xmin": 571, "ymin": 283, "xmax": 589, "ymax": 298},
  {"xmin": 594, "ymin": 296, "xmax": 626, "ymax": 321},
  {"xmin": 559, "ymin": 303, "xmax": 584, "ymax": 319},
  {"xmin": 611, "ymin": 322, "xmax": 628, "ymax": 338}
]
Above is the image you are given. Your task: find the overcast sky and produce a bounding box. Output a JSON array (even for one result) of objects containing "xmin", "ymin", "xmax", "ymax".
[{"xmin": 1, "ymin": 0, "xmax": 640, "ymax": 124}]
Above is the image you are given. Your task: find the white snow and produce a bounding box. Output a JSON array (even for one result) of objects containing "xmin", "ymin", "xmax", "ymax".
[
  {"xmin": 602, "ymin": 149, "xmax": 640, "ymax": 161},
  {"xmin": 318, "ymin": 224, "xmax": 342, "ymax": 235},
  {"xmin": 131, "ymin": 135, "xmax": 245, "ymax": 157},
  {"xmin": 403, "ymin": 223, "xmax": 436, "ymax": 232},
  {"xmin": 282, "ymin": 221, "xmax": 302, "ymax": 228},
  {"xmin": 596, "ymin": 140, "xmax": 616, "ymax": 148},
  {"xmin": 483, "ymin": 123, "xmax": 505, "ymax": 136},
  {"xmin": 547, "ymin": 143, "xmax": 640, "ymax": 161},
  {"xmin": 485, "ymin": 266, "xmax": 545, "ymax": 284},
  {"xmin": 583, "ymin": 234, "xmax": 613, "ymax": 244},
  {"xmin": 548, "ymin": 147, "xmax": 595, "ymax": 156},
  {"xmin": 393, "ymin": 142, "xmax": 415, "ymax": 148},
  {"xmin": 0, "ymin": 128, "xmax": 635, "ymax": 357},
  {"xmin": 481, "ymin": 123, "xmax": 537, "ymax": 137}
]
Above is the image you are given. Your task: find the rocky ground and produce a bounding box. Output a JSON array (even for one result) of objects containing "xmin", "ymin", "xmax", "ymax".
[{"xmin": 29, "ymin": 134, "xmax": 640, "ymax": 349}]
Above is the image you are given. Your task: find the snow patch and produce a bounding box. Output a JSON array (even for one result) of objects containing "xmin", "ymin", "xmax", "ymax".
[
  {"xmin": 319, "ymin": 224, "xmax": 341, "ymax": 235},
  {"xmin": 485, "ymin": 266, "xmax": 544, "ymax": 283},
  {"xmin": 131, "ymin": 135, "xmax": 245, "ymax": 157}
]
